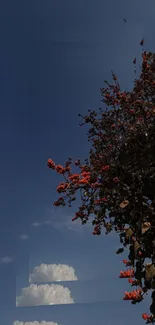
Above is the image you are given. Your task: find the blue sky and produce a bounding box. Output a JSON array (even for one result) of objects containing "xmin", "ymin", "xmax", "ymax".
[{"xmin": 0, "ymin": 0, "xmax": 155, "ymax": 324}]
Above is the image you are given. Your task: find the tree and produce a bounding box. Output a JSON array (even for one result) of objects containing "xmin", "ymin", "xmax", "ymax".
[{"xmin": 47, "ymin": 43, "xmax": 155, "ymax": 323}]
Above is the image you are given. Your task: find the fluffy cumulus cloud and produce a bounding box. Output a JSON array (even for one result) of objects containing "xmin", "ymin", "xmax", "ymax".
[
  {"xmin": 13, "ymin": 320, "xmax": 59, "ymax": 325},
  {"xmin": 16, "ymin": 284, "xmax": 74, "ymax": 306},
  {"xmin": 29, "ymin": 263, "xmax": 78, "ymax": 283}
]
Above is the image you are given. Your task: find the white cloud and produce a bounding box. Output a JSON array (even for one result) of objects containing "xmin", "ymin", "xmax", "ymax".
[
  {"xmin": 31, "ymin": 208, "xmax": 93, "ymax": 234},
  {"xmin": 0, "ymin": 256, "xmax": 13, "ymax": 264},
  {"xmin": 20, "ymin": 234, "xmax": 29, "ymax": 240},
  {"xmin": 16, "ymin": 284, "xmax": 74, "ymax": 306},
  {"xmin": 29, "ymin": 263, "xmax": 78, "ymax": 283},
  {"xmin": 44, "ymin": 215, "xmax": 93, "ymax": 234},
  {"xmin": 13, "ymin": 320, "xmax": 59, "ymax": 325},
  {"xmin": 32, "ymin": 222, "xmax": 42, "ymax": 227}
]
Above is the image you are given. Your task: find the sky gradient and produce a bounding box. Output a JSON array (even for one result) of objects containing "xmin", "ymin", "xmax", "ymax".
[{"xmin": 0, "ymin": 0, "xmax": 155, "ymax": 324}]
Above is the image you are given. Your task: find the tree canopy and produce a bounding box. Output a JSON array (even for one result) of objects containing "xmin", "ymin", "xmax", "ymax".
[{"xmin": 47, "ymin": 43, "xmax": 155, "ymax": 323}]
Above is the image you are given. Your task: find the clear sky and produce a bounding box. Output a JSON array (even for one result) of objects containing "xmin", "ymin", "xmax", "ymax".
[{"xmin": 0, "ymin": 0, "xmax": 155, "ymax": 324}]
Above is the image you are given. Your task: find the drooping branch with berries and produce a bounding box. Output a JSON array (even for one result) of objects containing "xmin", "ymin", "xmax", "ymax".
[{"xmin": 47, "ymin": 42, "xmax": 155, "ymax": 323}]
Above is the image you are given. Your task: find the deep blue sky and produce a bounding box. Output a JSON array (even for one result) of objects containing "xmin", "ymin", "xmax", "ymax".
[{"xmin": 0, "ymin": 0, "xmax": 155, "ymax": 324}]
